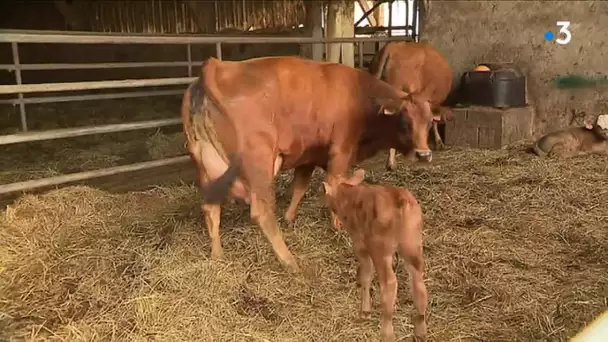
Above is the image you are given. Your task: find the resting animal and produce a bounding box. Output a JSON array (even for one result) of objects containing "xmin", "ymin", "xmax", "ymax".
[
  {"xmin": 532, "ymin": 114, "xmax": 608, "ymax": 158},
  {"xmin": 322, "ymin": 169, "xmax": 428, "ymax": 342}
]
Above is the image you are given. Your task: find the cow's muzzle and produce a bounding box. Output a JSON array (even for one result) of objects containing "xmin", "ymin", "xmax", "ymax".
[{"xmin": 415, "ymin": 150, "xmax": 433, "ymax": 162}]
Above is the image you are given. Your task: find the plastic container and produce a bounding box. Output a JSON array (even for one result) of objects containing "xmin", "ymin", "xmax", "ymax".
[{"xmin": 460, "ymin": 63, "xmax": 526, "ymax": 109}]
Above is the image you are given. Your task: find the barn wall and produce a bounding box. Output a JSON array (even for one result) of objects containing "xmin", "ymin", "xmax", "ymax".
[
  {"xmin": 421, "ymin": 1, "xmax": 608, "ymax": 136},
  {"xmin": 0, "ymin": 0, "xmax": 307, "ymax": 85}
]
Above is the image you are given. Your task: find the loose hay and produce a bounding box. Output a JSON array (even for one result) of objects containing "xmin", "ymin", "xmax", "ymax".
[{"xmin": 1, "ymin": 147, "xmax": 607, "ymax": 341}]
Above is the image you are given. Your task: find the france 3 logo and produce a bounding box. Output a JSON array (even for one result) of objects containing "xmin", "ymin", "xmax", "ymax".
[{"xmin": 544, "ymin": 21, "xmax": 572, "ymax": 45}]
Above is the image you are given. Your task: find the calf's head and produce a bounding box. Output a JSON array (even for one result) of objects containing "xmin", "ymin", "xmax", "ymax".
[
  {"xmin": 375, "ymin": 91, "xmax": 439, "ymax": 162},
  {"xmin": 322, "ymin": 169, "xmax": 366, "ymax": 229},
  {"xmin": 588, "ymin": 114, "xmax": 608, "ymax": 139}
]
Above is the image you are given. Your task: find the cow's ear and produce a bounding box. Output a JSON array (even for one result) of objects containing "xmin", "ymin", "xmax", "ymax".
[
  {"xmin": 322, "ymin": 181, "xmax": 332, "ymax": 195},
  {"xmin": 376, "ymin": 98, "xmax": 403, "ymax": 115},
  {"xmin": 346, "ymin": 169, "xmax": 365, "ymax": 186}
]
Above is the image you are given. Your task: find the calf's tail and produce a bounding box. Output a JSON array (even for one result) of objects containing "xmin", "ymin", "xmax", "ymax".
[{"xmin": 193, "ymin": 58, "xmax": 244, "ymax": 205}]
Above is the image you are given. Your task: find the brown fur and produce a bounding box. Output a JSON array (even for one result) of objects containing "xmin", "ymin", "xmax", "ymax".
[
  {"xmin": 182, "ymin": 56, "xmax": 435, "ymax": 272},
  {"xmin": 322, "ymin": 169, "xmax": 428, "ymax": 342},
  {"xmin": 533, "ymin": 122, "xmax": 608, "ymax": 158},
  {"xmin": 369, "ymin": 41, "xmax": 453, "ymax": 170}
]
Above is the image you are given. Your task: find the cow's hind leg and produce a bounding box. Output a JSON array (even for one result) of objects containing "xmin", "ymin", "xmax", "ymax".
[
  {"xmin": 193, "ymin": 158, "xmax": 225, "ymax": 259},
  {"xmin": 203, "ymin": 203, "xmax": 223, "ymax": 259},
  {"xmin": 386, "ymin": 148, "xmax": 397, "ymax": 171},
  {"xmin": 245, "ymin": 152, "xmax": 299, "ymax": 272},
  {"xmin": 284, "ymin": 164, "xmax": 315, "ymax": 225}
]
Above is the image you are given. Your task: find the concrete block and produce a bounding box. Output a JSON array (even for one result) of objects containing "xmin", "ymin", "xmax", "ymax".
[{"xmin": 445, "ymin": 105, "xmax": 534, "ymax": 149}]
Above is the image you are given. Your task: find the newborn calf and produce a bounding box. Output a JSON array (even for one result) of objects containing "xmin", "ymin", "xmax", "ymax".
[
  {"xmin": 322, "ymin": 169, "xmax": 428, "ymax": 342},
  {"xmin": 533, "ymin": 114, "xmax": 608, "ymax": 158}
]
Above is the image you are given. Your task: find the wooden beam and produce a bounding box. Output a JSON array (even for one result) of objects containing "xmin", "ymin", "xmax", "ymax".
[
  {"xmin": 357, "ymin": 0, "xmax": 377, "ymax": 26},
  {"xmin": 373, "ymin": 0, "xmax": 385, "ymax": 27},
  {"xmin": 326, "ymin": 2, "xmax": 341, "ymax": 63},
  {"xmin": 53, "ymin": 0, "xmax": 87, "ymax": 31}
]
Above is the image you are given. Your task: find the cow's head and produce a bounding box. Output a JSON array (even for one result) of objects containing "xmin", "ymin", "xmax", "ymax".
[
  {"xmin": 375, "ymin": 89, "xmax": 439, "ymax": 162},
  {"xmin": 589, "ymin": 114, "xmax": 608, "ymax": 139}
]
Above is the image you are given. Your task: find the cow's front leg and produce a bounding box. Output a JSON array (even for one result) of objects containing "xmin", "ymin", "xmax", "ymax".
[
  {"xmin": 432, "ymin": 121, "xmax": 445, "ymax": 150},
  {"xmin": 284, "ymin": 164, "xmax": 315, "ymax": 225},
  {"xmin": 327, "ymin": 147, "xmax": 354, "ymax": 229},
  {"xmin": 386, "ymin": 148, "xmax": 397, "ymax": 171}
]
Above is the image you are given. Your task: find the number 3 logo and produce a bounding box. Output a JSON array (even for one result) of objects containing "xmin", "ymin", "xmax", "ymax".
[{"xmin": 556, "ymin": 21, "xmax": 572, "ymax": 45}]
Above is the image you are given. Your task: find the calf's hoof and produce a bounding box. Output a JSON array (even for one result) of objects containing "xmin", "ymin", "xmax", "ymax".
[
  {"xmin": 380, "ymin": 330, "xmax": 396, "ymax": 342},
  {"xmin": 359, "ymin": 310, "xmax": 372, "ymax": 320},
  {"xmin": 210, "ymin": 249, "xmax": 224, "ymax": 260}
]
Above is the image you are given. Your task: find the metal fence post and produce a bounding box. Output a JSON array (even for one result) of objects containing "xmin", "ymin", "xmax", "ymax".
[
  {"xmin": 11, "ymin": 42, "xmax": 27, "ymax": 132},
  {"xmin": 187, "ymin": 43, "xmax": 192, "ymax": 76},
  {"xmin": 215, "ymin": 42, "xmax": 222, "ymax": 60}
]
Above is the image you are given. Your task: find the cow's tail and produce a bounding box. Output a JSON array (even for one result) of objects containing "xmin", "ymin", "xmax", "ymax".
[
  {"xmin": 194, "ymin": 58, "xmax": 244, "ymax": 205},
  {"xmin": 369, "ymin": 44, "xmax": 390, "ymax": 80}
]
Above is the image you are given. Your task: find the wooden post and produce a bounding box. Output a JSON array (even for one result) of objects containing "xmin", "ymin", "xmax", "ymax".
[
  {"xmin": 340, "ymin": 0, "xmax": 355, "ymax": 67},
  {"xmin": 326, "ymin": 1, "xmax": 355, "ymax": 66},
  {"xmin": 304, "ymin": 0, "xmax": 324, "ymax": 60},
  {"xmin": 326, "ymin": 2, "xmax": 341, "ymax": 63}
]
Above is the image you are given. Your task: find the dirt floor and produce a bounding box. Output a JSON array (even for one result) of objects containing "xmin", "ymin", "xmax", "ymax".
[{"xmin": 0, "ymin": 99, "xmax": 607, "ymax": 341}]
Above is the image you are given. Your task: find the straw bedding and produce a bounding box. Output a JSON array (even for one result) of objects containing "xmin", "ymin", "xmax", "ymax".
[{"xmin": 1, "ymin": 143, "xmax": 606, "ymax": 341}]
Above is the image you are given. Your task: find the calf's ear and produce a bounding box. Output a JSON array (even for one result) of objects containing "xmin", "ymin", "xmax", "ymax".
[
  {"xmin": 322, "ymin": 181, "xmax": 333, "ymax": 195},
  {"xmin": 346, "ymin": 169, "xmax": 365, "ymax": 186}
]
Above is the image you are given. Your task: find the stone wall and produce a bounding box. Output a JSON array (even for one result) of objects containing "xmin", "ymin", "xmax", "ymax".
[{"xmin": 421, "ymin": 1, "xmax": 608, "ymax": 136}]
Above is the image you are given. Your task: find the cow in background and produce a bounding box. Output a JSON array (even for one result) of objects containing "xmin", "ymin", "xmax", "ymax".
[{"xmin": 369, "ymin": 41, "xmax": 453, "ymax": 170}]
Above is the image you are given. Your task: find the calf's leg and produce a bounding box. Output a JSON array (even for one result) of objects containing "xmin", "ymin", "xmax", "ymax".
[
  {"xmin": 354, "ymin": 242, "xmax": 374, "ymax": 319},
  {"xmin": 371, "ymin": 250, "xmax": 398, "ymax": 342},
  {"xmin": 398, "ymin": 210, "xmax": 428, "ymax": 341},
  {"xmin": 284, "ymin": 164, "xmax": 315, "ymax": 224}
]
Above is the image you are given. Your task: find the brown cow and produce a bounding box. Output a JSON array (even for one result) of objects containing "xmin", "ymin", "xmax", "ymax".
[
  {"xmin": 182, "ymin": 56, "xmax": 436, "ymax": 273},
  {"xmin": 369, "ymin": 41, "xmax": 453, "ymax": 171},
  {"xmin": 322, "ymin": 169, "xmax": 428, "ymax": 342},
  {"xmin": 532, "ymin": 114, "xmax": 608, "ymax": 157}
]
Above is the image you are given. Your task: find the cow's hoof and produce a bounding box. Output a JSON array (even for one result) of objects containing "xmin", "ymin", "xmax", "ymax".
[{"xmin": 386, "ymin": 164, "xmax": 396, "ymax": 172}]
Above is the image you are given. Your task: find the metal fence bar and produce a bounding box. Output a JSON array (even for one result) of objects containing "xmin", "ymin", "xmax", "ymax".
[
  {"xmin": 215, "ymin": 42, "xmax": 222, "ymax": 60},
  {"xmin": 187, "ymin": 44, "xmax": 193, "ymax": 76},
  {"xmin": 11, "ymin": 42, "xmax": 27, "ymax": 131},
  {"xmin": 0, "ymin": 89, "xmax": 183, "ymax": 105},
  {"xmin": 0, "ymin": 118, "xmax": 181, "ymax": 145},
  {"xmin": 0, "ymin": 31, "xmax": 409, "ymax": 45},
  {"xmin": 0, "ymin": 155, "xmax": 191, "ymax": 196},
  {"xmin": 0, "ymin": 61, "xmax": 204, "ymax": 71},
  {"xmin": 0, "ymin": 77, "xmax": 196, "ymax": 95}
]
